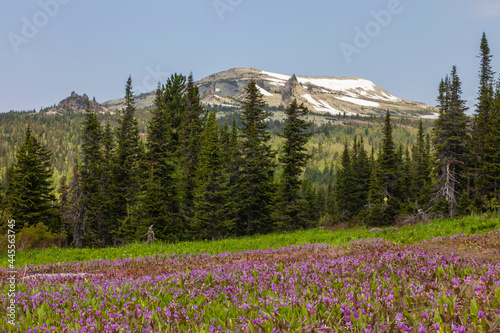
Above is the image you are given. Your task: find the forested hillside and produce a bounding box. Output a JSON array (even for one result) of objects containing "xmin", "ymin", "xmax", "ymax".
[
  {"xmin": 1, "ymin": 33, "xmax": 499, "ymax": 251},
  {"xmin": 0, "ymin": 109, "xmax": 431, "ymax": 192}
]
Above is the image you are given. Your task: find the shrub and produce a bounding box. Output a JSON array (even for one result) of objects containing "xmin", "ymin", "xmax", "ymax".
[{"xmin": 0, "ymin": 222, "xmax": 66, "ymax": 252}]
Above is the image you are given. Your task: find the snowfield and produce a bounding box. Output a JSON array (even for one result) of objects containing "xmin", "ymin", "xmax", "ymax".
[
  {"xmin": 335, "ymin": 96, "xmax": 380, "ymax": 107},
  {"xmin": 261, "ymin": 70, "xmax": 400, "ymax": 102},
  {"xmin": 256, "ymin": 84, "xmax": 273, "ymax": 97},
  {"xmin": 302, "ymin": 94, "xmax": 343, "ymax": 115}
]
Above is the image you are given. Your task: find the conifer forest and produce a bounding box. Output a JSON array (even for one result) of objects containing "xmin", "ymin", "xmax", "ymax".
[{"xmin": 1, "ymin": 34, "xmax": 500, "ymax": 249}]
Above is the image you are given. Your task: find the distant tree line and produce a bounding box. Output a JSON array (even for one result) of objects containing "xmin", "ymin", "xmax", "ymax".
[{"xmin": 1, "ymin": 33, "xmax": 499, "ymax": 248}]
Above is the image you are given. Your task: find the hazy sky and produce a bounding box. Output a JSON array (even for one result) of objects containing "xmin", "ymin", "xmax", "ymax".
[{"xmin": 1, "ymin": 0, "xmax": 499, "ymax": 113}]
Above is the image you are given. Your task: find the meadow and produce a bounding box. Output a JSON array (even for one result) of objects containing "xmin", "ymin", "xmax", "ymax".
[{"xmin": 1, "ymin": 214, "xmax": 500, "ymax": 332}]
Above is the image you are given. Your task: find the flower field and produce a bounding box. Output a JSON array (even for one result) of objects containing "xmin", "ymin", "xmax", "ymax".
[{"xmin": 1, "ymin": 230, "xmax": 500, "ymax": 332}]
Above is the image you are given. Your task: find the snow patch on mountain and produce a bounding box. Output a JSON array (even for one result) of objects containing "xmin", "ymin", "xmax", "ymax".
[
  {"xmin": 256, "ymin": 84, "xmax": 273, "ymax": 97},
  {"xmin": 261, "ymin": 70, "xmax": 400, "ymax": 102},
  {"xmin": 420, "ymin": 113, "xmax": 439, "ymax": 119},
  {"xmin": 302, "ymin": 94, "xmax": 342, "ymax": 115},
  {"xmin": 261, "ymin": 71, "xmax": 290, "ymax": 82},
  {"xmin": 335, "ymin": 96, "xmax": 379, "ymax": 107}
]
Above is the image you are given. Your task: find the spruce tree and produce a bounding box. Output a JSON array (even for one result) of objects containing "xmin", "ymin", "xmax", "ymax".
[
  {"xmin": 471, "ymin": 33, "xmax": 495, "ymax": 204},
  {"xmin": 483, "ymin": 78, "xmax": 500, "ymax": 210},
  {"xmin": 7, "ymin": 124, "xmax": 61, "ymax": 232},
  {"xmin": 367, "ymin": 111, "xmax": 398, "ymax": 225},
  {"xmin": 144, "ymin": 79, "xmax": 183, "ymax": 241},
  {"xmin": 78, "ymin": 102, "xmax": 105, "ymax": 246},
  {"xmin": 237, "ymin": 80, "xmax": 277, "ymax": 235},
  {"xmin": 276, "ymin": 100, "xmax": 312, "ymax": 230},
  {"xmin": 180, "ymin": 74, "xmax": 204, "ymax": 223},
  {"xmin": 432, "ymin": 67, "xmax": 469, "ymax": 216},
  {"xmin": 192, "ymin": 109, "xmax": 235, "ymax": 239},
  {"xmin": 113, "ymin": 76, "xmax": 142, "ymax": 242}
]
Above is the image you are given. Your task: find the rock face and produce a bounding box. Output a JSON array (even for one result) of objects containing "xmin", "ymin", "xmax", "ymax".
[
  {"xmin": 281, "ymin": 74, "xmax": 298, "ymax": 105},
  {"xmin": 42, "ymin": 92, "xmax": 109, "ymax": 115},
  {"xmin": 202, "ymin": 82, "xmax": 217, "ymax": 102}
]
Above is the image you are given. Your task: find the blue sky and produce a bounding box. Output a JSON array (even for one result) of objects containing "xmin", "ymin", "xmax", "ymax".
[{"xmin": 1, "ymin": 0, "xmax": 499, "ymax": 113}]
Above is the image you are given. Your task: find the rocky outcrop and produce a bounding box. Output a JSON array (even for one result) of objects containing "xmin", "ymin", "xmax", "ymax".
[
  {"xmin": 202, "ymin": 82, "xmax": 217, "ymax": 102},
  {"xmin": 42, "ymin": 92, "xmax": 109, "ymax": 115},
  {"xmin": 281, "ymin": 74, "xmax": 298, "ymax": 105}
]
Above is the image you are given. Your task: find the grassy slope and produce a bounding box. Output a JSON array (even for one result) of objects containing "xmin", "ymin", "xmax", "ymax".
[{"xmin": 4, "ymin": 214, "xmax": 499, "ymax": 269}]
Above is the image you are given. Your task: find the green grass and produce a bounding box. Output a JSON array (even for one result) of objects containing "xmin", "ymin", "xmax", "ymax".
[{"xmin": 3, "ymin": 213, "xmax": 499, "ymax": 269}]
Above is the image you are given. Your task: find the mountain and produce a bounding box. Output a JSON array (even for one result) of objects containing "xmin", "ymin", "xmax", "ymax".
[
  {"xmin": 40, "ymin": 91, "xmax": 111, "ymax": 115},
  {"xmin": 103, "ymin": 68, "xmax": 436, "ymax": 117}
]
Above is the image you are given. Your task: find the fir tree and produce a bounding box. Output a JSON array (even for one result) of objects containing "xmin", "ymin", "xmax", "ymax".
[
  {"xmin": 432, "ymin": 66, "xmax": 469, "ymax": 216},
  {"xmin": 192, "ymin": 110, "xmax": 235, "ymax": 239},
  {"xmin": 143, "ymin": 79, "xmax": 183, "ymax": 241},
  {"xmin": 165, "ymin": 74, "xmax": 187, "ymax": 155},
  {"xmin": 180, "ymin": 74, "xmax": 204, "ymax": 223},
  {"xmin": 7, "ymin": 124, "xmax": 61, "ymax": 232},
  {"xmin": 367, "ymin": 111, "xmax": 398, "ymax": 225},
  {"xmin": 471, "ymin": 33, "xmax": 495, "ymax": 204},
  {"xmin": 483, "ymin": 77, "xmax": 500, "ymax": 210},
  {"xmin": 113, "ymin": 76, "xmax": 142, "ymax": 242},
  {"xmin": 237, "ymin": 80, "xmax": 277, "ymax": 235},
  {"xmin": 79, "ymin": 102, "xmax": 105, "ymax": 246},
  {"xmin": 276, "ymin": 100, "xmax": 312, "ymax": 230}
]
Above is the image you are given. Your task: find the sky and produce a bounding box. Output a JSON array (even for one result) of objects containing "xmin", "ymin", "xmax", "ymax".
[{"xmin": 1, "ymin": 0, "xmax": 499, "ymax": 113}]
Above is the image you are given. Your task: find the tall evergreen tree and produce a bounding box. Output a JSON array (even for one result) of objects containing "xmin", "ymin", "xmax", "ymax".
[
  {"xmin": 180, "ymin": 74, "xmax": 204, "ymax": 223},
  {"xmin": 432, "ymin": 66, "xmax": 469, "ymax": 216},
  {"xmin": 237, "ymin": 80, "xmax": 277, "ymax": 235},
  {"xmin": 143, "ymin": 78, "xmax": 183, "ymax": 241},
  {"xmin": 471, "ymin": 33, "xmax": 496, "ymax": 204},
  {"xmin": 192, "ymin": 110, "xmax": 235, "ymax": 239},
  {"xmin": 113, "ymin": 76, "xmax": 142, "ymax": 242},
  {"xmin": 483, "ymin": 77, "xmax": 500, "ymax": 210},
  {"xmin": 367, "ymin": 111, "xmax": 398, "ymax": 225},
  {"xmin": 6, "ymin": 124, "xmax": 61, "ymax": 232},
  {"xmin": 78, "ymin": 102, "xmax": 105, "ymax": 246},
  {"xmin": 276, "ymin": 100, "xmax": 312, "ymax": 230},
  {"xmin": 165, "ymin": 74, "xmax": 187, "ymax": 155}
]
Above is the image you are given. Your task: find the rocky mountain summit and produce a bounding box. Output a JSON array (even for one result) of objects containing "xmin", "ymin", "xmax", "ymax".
[
  {"xmin": 104, "ymin": 68, "xmax": 436, "ymax": 117},
  {"xmin": 41, "ymin": 91, "xmax": 110, "ymax": 115}
]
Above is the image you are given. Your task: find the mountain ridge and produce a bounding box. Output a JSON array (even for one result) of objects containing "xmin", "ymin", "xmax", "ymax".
[
  {"xmin": 103, "ymin": 67, "xmax": 436, "ymax": 117},
  {"xmin": 28, "ymin": 68, "xmax": 437, "ymax": 118}
]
